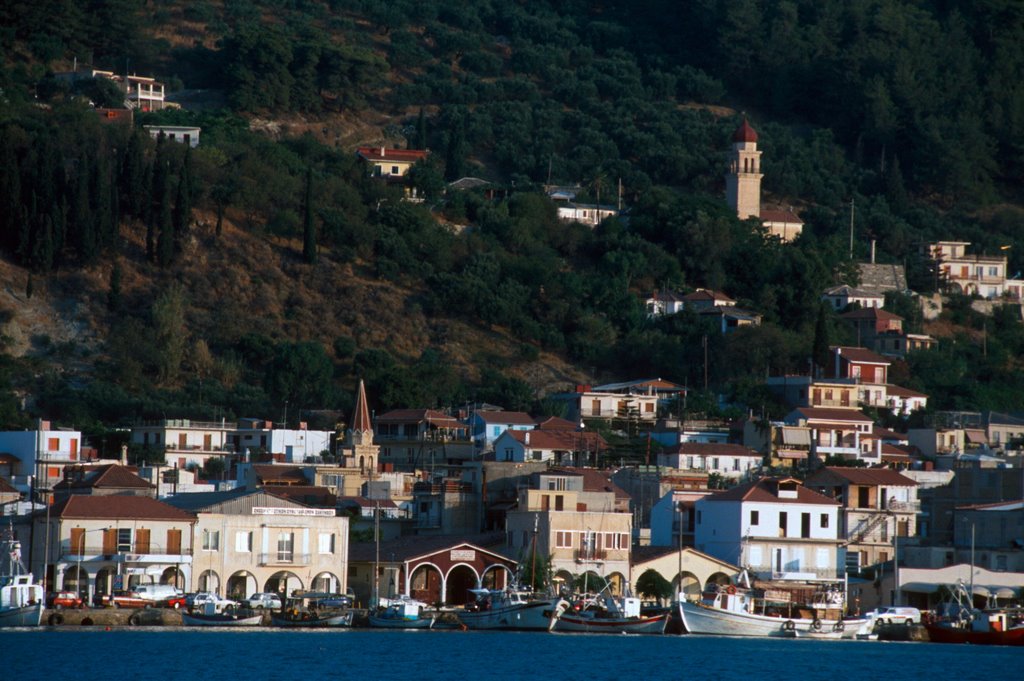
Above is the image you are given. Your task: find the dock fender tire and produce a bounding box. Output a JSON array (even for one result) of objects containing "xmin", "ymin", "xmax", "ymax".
[
  {"xmin": 48, "ymin": 613, "xmax": 65, "ymax": 626},
  {"xmin": 128, "ymin": 613, "xmax": 141, "ymax": 626},
  {"xmin": 782, "ymin": 620, "xmax": 795, "ymax": 631},
  {"xmin": 833, "ymin": 621, "xmax": 845, "ymax": 632},
  {"xmin": 811, "ymin": 619, "xmax": 822, "ymax": 631}
]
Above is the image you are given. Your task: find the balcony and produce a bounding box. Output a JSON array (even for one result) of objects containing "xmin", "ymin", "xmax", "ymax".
[
  {"xmin": 257, "ymin": 553, "xmax": 311, "ymax": 567},
  {"xmin": 574, "ymin": 549, "xmax": 608, "ymax": 563},
  {"xmin": 61, "ymin": 544, "xmax": 192, "ymax": 563}
]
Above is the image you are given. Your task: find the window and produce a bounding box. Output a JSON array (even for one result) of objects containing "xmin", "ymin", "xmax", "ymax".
[
  {"xmin": 816, "ymin": 548, "xmax": 829, "ymax": 568},
  {"xmin": 277, "ymin": 532, "xmax": 294, "ymax": 561},
  {"xmin": 202, "ymin": 529, "xmax": 220, "ymax": 551},
  {"xmin": 820, "ymin": 514, "xmax": 829, "ymax": 528},
  {"xmin": 555, "ymin": 531, "xmax": 573, "ymax": 549},
  {"xmin": 503, "ymin": 448, "xmax": 513, "ymax": 461},
  {"xmin": 318, "ymin": 533, "xmax": 335, "ymax": 555},
  {"xmin": 619, "ymin": 533, "xmax": 629, "ymax": 549},
  {"xmin": 117, "ymin": 528, "xmax": 132, "ymax": 552},
  {"xmin": 235, "ymin": 531, "xmax": 252, "ymax": 553},
  {"xmin": 779, "ymin": 512, "xmax": 788, "ymax": 537},
  {"xmin": 555, "ymin": 495, "xmax": 564, "ymax": 511},
  {"xmin": 750, "ymin": 510, "xmax": 760, "ymax": 526},
  {"xmin": 391, "ymin": 165, "xmax": 399, "ymax": 175}
]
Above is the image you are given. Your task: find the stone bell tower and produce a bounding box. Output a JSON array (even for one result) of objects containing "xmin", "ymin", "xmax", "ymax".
[{"xmin": 725, "ymin": 118, "xmax": 763, "ymax": 220}]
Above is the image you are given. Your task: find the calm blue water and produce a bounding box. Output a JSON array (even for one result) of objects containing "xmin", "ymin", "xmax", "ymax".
[{"xmin": 2, "ymin": 629, "xmax": 1017, "ymax": 681}]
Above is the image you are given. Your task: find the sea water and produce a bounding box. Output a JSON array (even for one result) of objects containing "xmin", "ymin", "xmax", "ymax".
[{"xmin": 3, "ymin": 629, "xmax": 1016, "ymax": 681}]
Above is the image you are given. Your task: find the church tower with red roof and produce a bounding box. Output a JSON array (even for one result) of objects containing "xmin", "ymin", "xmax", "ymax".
[{"xmin": 725, "ymin": 118, "xmax": 763, "ymax": 220}]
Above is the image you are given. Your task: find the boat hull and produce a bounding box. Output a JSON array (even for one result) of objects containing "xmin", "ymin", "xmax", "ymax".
[
  {"xmin": 925, "ymin": 623, "xmax": 1024, "ymax": 646},
  {"xmin": 554, "ymin": 610, "xmax": 669, "ymax": 635},
  {"xmin": 679, "ymin": 600, "xmax": 865, "ymax": 639},
  {"xmin": 457, "ymin": 598, "xmax": 567, "ymax": 631},
  {"xmin": 271, "ymin": 611, "xmax": 353, "ymax": 628},
  {"xmin": 181, "ymin": 612, "xmax": 263, "ymax": 627},
  {"xmin": 368, "ymin": 613, "xmax": 435, "ymax": 629},
  {"xmin": 0, "ymin": 602, "xmax": 44, "ymax": 627}
]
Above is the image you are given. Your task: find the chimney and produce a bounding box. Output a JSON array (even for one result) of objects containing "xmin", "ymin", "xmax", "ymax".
[
  {"xmin": 524, "ymin": 432, "xmax": 530, "ymax": 446},
  {"xmin": 380, "ymin": 145, "xmax": 385, "ymax": 156}
]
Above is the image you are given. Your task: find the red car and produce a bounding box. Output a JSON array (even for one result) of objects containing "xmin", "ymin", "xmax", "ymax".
[{"xmin": 48, "ymin": 591, "xmax": 84, "ymax": 609}]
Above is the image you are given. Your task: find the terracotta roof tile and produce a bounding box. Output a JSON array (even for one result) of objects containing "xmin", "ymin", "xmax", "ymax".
[
  {"xmin": 664, "ymin": 443, "xmax": 761, "ymax": 458},
  {"xmin": 701, "ymin": 477, "xmax": 839, "ymax": 506},
  {"xmin": 806, "ymin": 466, "xmax": 917, "ymax": 487},
  {"xmin": 476, "ymin": 411, "xmax": 536, "ymax": 426},
  {"xmin": 47, "ymin": 495, "xmax": 196, "ymax": 521}
]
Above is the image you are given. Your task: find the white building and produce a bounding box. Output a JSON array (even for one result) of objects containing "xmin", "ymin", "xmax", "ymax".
[
  {"xmin": 0, "ymin": 421, "xmax": 84, "ymax": 494},
  {"xmin": 695, "ymin": 477, "xmax": 842, "ymax": 582},
  {"xmin": 144, "ymin": 125, "xmax": 200, "ymax": 147},
  {"xmin": 657, "ymin": 442, "xmax": 762, "ymax": 480},
  {"xmin": 233, "ymin": 419, "xmax": 332, "ymax": 463}
]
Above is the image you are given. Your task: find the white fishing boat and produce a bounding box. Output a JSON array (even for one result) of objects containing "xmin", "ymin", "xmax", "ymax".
[
  {"xmin": 1, "ymin": 532, "xmax": 44, "ymax": 628},
  {"xmin": 678, "ymin": 583, "xmax": 869, "ymax": 639},
  {"xmin": 456, "ymin": 588, "xmax": 568, "ymax": 631}
]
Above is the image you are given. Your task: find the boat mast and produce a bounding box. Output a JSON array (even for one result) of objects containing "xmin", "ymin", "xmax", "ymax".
[{"xmin": 373, "ymin": 501, "xmax": 380, "ymax": 608}]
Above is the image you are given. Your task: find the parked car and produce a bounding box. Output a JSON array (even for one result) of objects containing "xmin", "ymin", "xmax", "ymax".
[
  {"xmin": 48, "ymin": 591, "xmax": 84, "ymax": 609},
  {"xmin": 873, "ymin": 606, "xmax": 922, "ymax": 625},
  {"xmin": 188, "ymin": 592, "xmax": 239, "ymax": 612},
  {"xmin": 315, "ymin": 593, "xmax": 352, "ymax": 609},
  {"xmin": 105, "ymin": 591, "xmax": 150, "ymax": 609},
  {"xmin": 247, "ymin": 592, "xmax": 283, "ymax": 610},
  {"xmin": 135, "ymin": 584, "xmax": 184, "ymax": 603}
]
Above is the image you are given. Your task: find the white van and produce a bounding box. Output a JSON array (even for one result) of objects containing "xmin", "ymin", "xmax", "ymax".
[
  {"xmin": 134, "ymin": 584, "xmax": 184, "ymax": 602},
  {"xmin": 873, "ymin": 606, "xmax": 921, "ymax": 625}
]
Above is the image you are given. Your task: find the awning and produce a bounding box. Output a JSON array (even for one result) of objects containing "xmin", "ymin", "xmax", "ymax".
[
  {"xmin": 899, "ymin": 582, "xmax": 941, "ymax": 594},
  {"xmin": 972, "ymin": 585, "xmax": 990, "ymax": 597},
  {"xmin": 995, "ymin": 587, "xmax": 1018, "ymax": 599},
  {"xmin": 780, "ymin": 429, "xmax": 811, "ymax": 446}
]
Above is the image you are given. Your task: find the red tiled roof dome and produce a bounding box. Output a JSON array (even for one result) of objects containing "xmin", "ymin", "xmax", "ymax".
[{"xmin": 733, "ymin": 119, "xmax": 758, "ymax": 143}]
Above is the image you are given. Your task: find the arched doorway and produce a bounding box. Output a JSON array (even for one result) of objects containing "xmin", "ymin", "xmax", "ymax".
[
  {"xmin": 63, "ymin": 565, "xmax": 89, "ymax": 599},
  {"xmin": 227, "ymin": 571, "xmax": 258, "ymax": 599},
  {"xmin": 675, "ymin": 571, "xmax": 701, "ymax": 601},
  {"xmin": 311, "ymin": 571, "xmax": 340, "ymax": 594},
  {"xmin": 606, "ymin": 571, "xmax": 627, "ymax": 596},
  {"xmin": 574, "ymin": 571, "xmax": 606, "ymax": 594},
  {"xmin": 197, "ymin": 569, "xmax": 220, "ymax": 594},
  {"xmin": 161, "ymin": 567, "xmax": 185, "ymax": 589},
  {"xmin": 705, "ymin": 572, "xmax": 732, "ymax": 590},
  {"xmin": 94, "ymin": 567, "xmax": 116, "ymax": 604},
  {"xmin": 482, "ymin": 564, "xmax": 513, "ymax": 591},
  {"xmin": 445, "ymin": 564, "xmax": 480, "ymax": 606},
  {"xmin": 552, "ymin": 569, "xmax": 574, "ymax": 596},
  {"xmin": 409, "ymin": 563, "xmax": 442, "ymax": 605},
  {"xmin": 265, "ymin": 571, "xmax": 303, "ymax": 597}
]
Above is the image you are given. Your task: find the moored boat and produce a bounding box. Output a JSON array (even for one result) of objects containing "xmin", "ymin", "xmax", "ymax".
[
  {"xmin": 678, "ymin": 584, "xmax": 868, "ymax": 639},
  {"xmin": 368, "ymin": 597, "xmax": 435, "ymax": 629},
  {"xmin": 555, "ymin": 594, "xmax": 669, "ymax": 635},
  {"xmin": 1, "ymin": 533, "xmax": 44, "ymax": 628},
  {"xmin": 181, "ymin": 610, "xmax": 263, "ymax": 627},
  {"xmin": 456, "ymin": 588, "xmax": 568, "ymax": 631},
  {"xmin": 270, "ymin": 610, "xmax": 353, "ymax": 628}
]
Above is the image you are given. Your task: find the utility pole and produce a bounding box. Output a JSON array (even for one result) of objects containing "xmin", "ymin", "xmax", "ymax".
[{"xmin": 849, "ymin": 199, "xmax": 855, "ymax": 260}]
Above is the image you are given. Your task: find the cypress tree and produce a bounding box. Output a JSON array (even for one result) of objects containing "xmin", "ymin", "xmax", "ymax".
[
  {"xmin": 0, "ymin": 140, "xmax": 20, "ymax": 254},
  {"xmin": 416, "ymin": 107, "xmax": 427, "ymax": 149},
  {"xmin": 172, "ymin": 148, "xmax": 191, "ymax": 254},
  {"xmin": 302, "ymin": 165, "xmax": 317, "ymax": 264},
  {"xmin": 107, "ymin": 261, "xmax": 122, "ymax": 312},
  {"xmin": 157, "ymin": 161, "xmax": 174, "ymax": 268},
  {"xmin": 812, "ymin": 303, "xmax": 831, "ymax": 378}
]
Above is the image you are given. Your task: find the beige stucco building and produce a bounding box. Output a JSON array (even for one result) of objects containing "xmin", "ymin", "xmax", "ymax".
[{"xmin": 165, "ymin": 488, "xmax": 349, "ymax": 599}]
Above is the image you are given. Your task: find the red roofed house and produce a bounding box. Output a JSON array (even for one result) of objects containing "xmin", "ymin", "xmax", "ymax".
[
  {"xmin": 31, "ymin": 495, "xmax": 197, "ymax": 599},
  {"xmin": 805, "ymin": 467, "xmax": 919, "ymax": 569},
  {"xmin": 682, "ymin": 289, "xmax": 736, "ymax": 311},
  {"xmin": 784, "ymin": 406, "xmax": 880, "ymax": 464},
  {"xmin": 505, "ymin": 467, "xmax": 633, "ymax": 593},
  {"xmin": 356, "ymin": 146, "xmax": 429, "ymax": 178},
  {"xmin": 466, "ymin": 410, "xmax": 537, "ymax": 454},
  {"xmin": 374, "ymin": 408, "xmax": 471, "ymax": 471},
  {"xmin": 657, "ymin": 442, "xmax": 762, "ymax": 480},
  {"xmin": 491, "ymin": 428, "xmax": 607, "ymax": 466},
  {"xmin": 695, "ymin": 477, "xmax": 842, "ymax": 582},
  {"xmin": 643, "ymin": 289, "xmax": 687, "ymax": 318},
  {"xmin": 53, "ymin": 464, "xmax": 156, "ymax": 500},
  {"xmin": 724, "ymin": 119, "xmax": 803, "ymax": 242}
]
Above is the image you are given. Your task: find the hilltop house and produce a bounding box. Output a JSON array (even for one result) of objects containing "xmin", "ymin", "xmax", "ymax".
[
  {"xmin": 921, "ymin": 241, "xmax": 1024, "ymax": 299},
  {"xmin": 467, "ymin": 410, "xmax": 536, "ymax": 453}
]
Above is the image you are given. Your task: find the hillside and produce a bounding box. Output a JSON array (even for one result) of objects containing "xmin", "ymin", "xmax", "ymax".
[{"xmin": 2, "ymin": 1, "xmax": 1024, "ymax": 430}]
